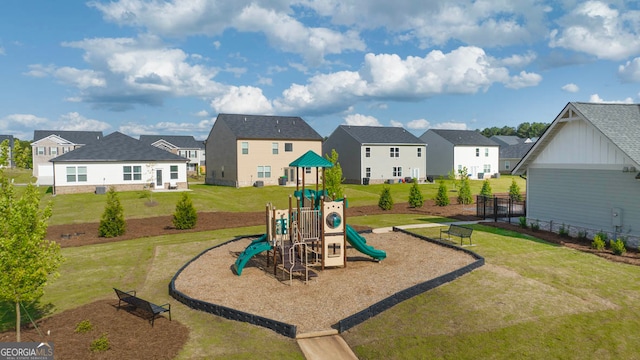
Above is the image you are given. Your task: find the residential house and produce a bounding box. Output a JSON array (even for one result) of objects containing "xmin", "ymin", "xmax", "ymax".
[
  {"xmin": 420, "ymin": 129, "xmax": 499, "ymax": 179},
  {"xmin": 512, "ymin": 102, "xmax": 640, "ymax": 246},
  {"xmin": 490, "ymin": 136, "xmax": 535, "ymax": 174},
  {"xmin": 50, "ymin": 131, "xmax": 189, "ymax": 195},
  {"xmin": 0, "ymin": 135, "xmax": 14, "ymax": 167},
  {"xmin": 32, "ymin": 130, "xmax": 103, "ymax": 185},
  {"xmin": 139, "ymin": 135, "xmax": 205, "ymax": 175},
  {"xmin": 322, "ymin": 125, "xmax": 426, "ymax": 184},
  {"xmin": 205, "ymin": 114, "xmax": 323, "ymax": 187}
]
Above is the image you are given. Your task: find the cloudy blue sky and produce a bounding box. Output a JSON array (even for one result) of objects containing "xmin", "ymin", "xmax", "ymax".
[{"xmin": 2, "ymin": 0, "xmax": 640, "ymax": 141}]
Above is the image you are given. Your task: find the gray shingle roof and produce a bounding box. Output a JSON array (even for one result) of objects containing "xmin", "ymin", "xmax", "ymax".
[
  {"xmin": 337, "ymin": 125, "xmax": 425, "ymax": 144},
  {"xmin": 216, "ymin": 114, "xmax": 322, "ymax": 140},
  {"xmin": 571, "ymin": 102, "xmax": 640, "ymax": 163},
  {"xmin": 50, "ymin": 132, "xmax": 188, "ymax": 162},
  {"xmin": 33, "ymin": 130, "xmax": 103, "ymax": 144},
  {"xmin": 423, "ymin": 129, "xmax": 498, "ymax": 146},
  {"xmin": 139, "ymin": 135, "xmax": 204, "ymax": 149},
  {"xmin": 490, "ymin": 135, "xmax": 526, "ymax": 147},
  {"xmin": 500, "ymin": 142, "xmax": 534, "ymax": 159}
]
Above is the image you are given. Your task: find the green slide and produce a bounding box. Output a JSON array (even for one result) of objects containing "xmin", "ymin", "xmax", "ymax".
[
  {"xmin": 345, "ymin": 225, "xmax": 387, "ymax": 261},
  {"xmin": 233, "ymin": 234, "xmax": 272, "ymax": 275}
]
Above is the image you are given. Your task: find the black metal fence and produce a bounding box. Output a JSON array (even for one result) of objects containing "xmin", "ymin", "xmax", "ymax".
[{"xmin": 476, "ymin": 195, "xmax": 526, "ymax": 222}]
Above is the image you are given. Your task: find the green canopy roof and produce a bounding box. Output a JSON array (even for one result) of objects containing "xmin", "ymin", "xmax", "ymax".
[{"xmin": 289, "ymin": 150, "xmax": 333, "ymax": 168}]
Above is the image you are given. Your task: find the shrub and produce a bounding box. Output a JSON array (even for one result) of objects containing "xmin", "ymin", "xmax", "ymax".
[
  {"xmin": 559, "ymin": 223, "xmax": 569, "ymax": 237},
  {"xmin": 173, "ymin": 192, "xmax": 198, "ymax": 230},
  {"xmin": 75, "ymin": 320, "xmax": 93, "ymax": 334},
  {"xmin": 518, "ymin": 217, "xmax": 528, "ymax": 229},
  {"xmin": 98, "ymin": 187, "xmax": 126, "ymax": 238},
  {"xmin": 378, "ymin": 186, "xmax": 393, "ymax": 210},
  {"xmin": 509, "ymin": 178, "xmax": 523, "ymax": 201},
  {"xmin": 408, "ymin": 180, "xmax": 424, "ymax": 208},
  {"xmin": 457, "ymin": 176, "xmax": 473, "ymax": 205},
  {"xmin": 591, "ymin": 234, "xmax": 606, "ymax": 251},
  {"xmin": 530, "ymin": 219, "xmax": 540, "ymax": 231},
  {"xmin": 90, "ymin": 333, "xmax": 110, "ymax": 352},
  {"xmin": 610, "ymin": 238, "xmax": 627, "ymax": 256},
  {"xmin": 434, "ymin": 180, "xmax": 450, "ymax": 206},
  {"xmin": 577, "ymin": 230, "xmax": 588, "ymax": 241},
  {"xmin": 480, "ymin": 179, "xmax": 492, "ymax": 197},
  {"xmin": 596, "ymin": 231, "xmax": 609, "ymax": 246}
]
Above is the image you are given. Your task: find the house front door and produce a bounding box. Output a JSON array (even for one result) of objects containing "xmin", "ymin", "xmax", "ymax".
[
  {"xmin": 412, "ymin": 168, "xmax": 420, "ymax": 180},
  {"xmin": 156, "ymin": 169, "xmax": 163, "ymax": 188}
]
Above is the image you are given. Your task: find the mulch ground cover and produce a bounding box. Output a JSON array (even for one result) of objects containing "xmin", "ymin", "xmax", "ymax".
[{"xmin": 2, "ymin": 200, "xmax": 638, "ymax": 359}]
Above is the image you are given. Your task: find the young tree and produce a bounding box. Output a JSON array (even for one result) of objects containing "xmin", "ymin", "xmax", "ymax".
[
  {"xmin": 98, "ymin": 187, "xmax": 126, "ymax": 237},
  {"xmin": 435, "ymin": 180, "xmax": 450, "ymax": 206},
  {"xmin": 0, "ymin": 139, "xmax": 9, "ymax": 167},
  {"xmin": 480, "ymin": 179, "xmax": 493, "ymax": 198},
  {"xmin": 173, "ymin": 192, "xmax": 198, "ymax": 230},
  {"xmin": 408, "ymin": 180, "xmax": 424, "ymax": 208},
  {"xmin": 0, "ymin": 171, "xmax": 64, "ymax": 341},
  {"xmin": 457, "ymin": 175, "xmax": 473, "ymax": 205},
  {"xmin": 14, "ymin": 140, "xmax": 32, "ymax": 169},
  {"xmin": 378, "ymin": 186, "xmax": 393, "ymax": 210},
  {"xmin": 324, "ymin": 149, "xmax": 344, "ymax": 199},
  {"xmin": 509, "ymin": 178, "xmax": 523, "ymax": 201}
]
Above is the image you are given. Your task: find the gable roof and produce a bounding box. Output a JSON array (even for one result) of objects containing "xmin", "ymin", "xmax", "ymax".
[
  {"xmin": 336, "ymin": 125, "xmax": 425, "ymax": 144},
  {"xmin": 33, "ymin": 130, "xmax": 103, "ymax": 144},
  {"xmin": 215, "ymin": 114, "xmax": 322, "ymax": 140},
  {"xmin": 513, "ymin": 102, "xmax": 640, "ymax": 174},
  {"xmin": 50, "ymin": 132, "xmax": 189, "ymax": 163},
  {"xmin": 422, "ymin": 129, "xmax": 498, "ymax": 146},
  {"xmin": 139, "ymin": 135, "xmax": 204, "ymax": 149},
  {"xmin": 289, "ymin": 150, "xmax": 333, "ymax": 168},
  {"xmin": 490, "ymin": 135, "xmax": 527, "ymax": 147},
  {"xmin": 500, "ymin": 142, "xmax": 534, "ymax": 159}
]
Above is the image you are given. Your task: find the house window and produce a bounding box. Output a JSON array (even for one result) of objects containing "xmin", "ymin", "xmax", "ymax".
[
  {"xmin": 78, "ymin": 166, "xmax": 87, "ymax": 182},
  {"xmin": 417, "ymin": 148, "xmax": 422, "ymax": 157},
  {"xmin": 505, "ymin": 161, "xmax": 511, "ymax": 170},
  {"xmin": 62, "ymin": 146, "xmax": 71, "ymax": 154},
  {"xmin": 476, "ymin": 148, "xmax": 480, "ymax": 157},
  {"xmin": 457, "ymin": 165, "xmax": 462, "ymax": 172},
  {"xmin": 393, "ymin": 167, "xmax": 402, "ymax": 177},
  {"xmin": 123, "ymin": 166, "xmax": 142, "ymax": 181},
  {"xmin": 365, "ymin": 147, "xmax": 371, "ymax": 158},
  {"xmin": 272, "ymin": 142, "xmax": 279, "ymax": 155},
  {"xmin": 50, "ymin": 147, "xmax": 58, "ymax": 156},
  {"xmin": 66, "ymin": 166, "xmax": 87, "ymax": 183},
  {"xmin": 36, "ymin": 147, "xmax": 45, "ymax": 155},
  {"xmin": 241, "ymin": 142, "xmax": 249, "ymax": 155},
  {"xmin": 66, "ymin": 167, "xmax": 76, "ymax": 182},
  {"xmin": 484, "ymin": 164, "xmax": 491, "ymax": 173},
  {"xmin": 485, "ymin": 148, "xmax": 489, "ymax": 157},
  {"xmin": 390, "ymin": 147, "xmax": 399, "ymax": 158},
  {"xmin": 365, "ymin": 167, "xmax": 371, "ymax": 178},
  {"xmin": 170, "ymin": 165, "xmax": 178, "ymax": 179},
  {"xmin": 285, "ymin": 143, "xmax": 293, "ymax": 152},
  {"xmin": 257, "ymin": 166, "xmax": 271, "ymax": 178}
]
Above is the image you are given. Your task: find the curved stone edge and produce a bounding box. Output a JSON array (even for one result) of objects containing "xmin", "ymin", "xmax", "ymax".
[
  {"xmin": 336, "ymin": 227, "xmax": 485, "ymax": 333},
  {"xmin": 168, "ymin": 234, "xmax": 298, "ymax": 338}
]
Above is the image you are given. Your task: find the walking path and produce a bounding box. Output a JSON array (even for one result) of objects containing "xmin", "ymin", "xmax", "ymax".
[{"xmin": 296, "ymin": 220, "xmax": 488, "ymax": 359}]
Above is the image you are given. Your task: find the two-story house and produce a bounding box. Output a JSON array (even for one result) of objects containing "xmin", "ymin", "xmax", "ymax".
[
  {"xmin": 420, "ymin": 129, "xmax": 499, "ymax": 179},
  {"xmin": 490, "ymin": 135, "xmax": 535, "ymax": 174},
  {"xmin": 205, "ymin": 114, "xmax": 323, "ymax": 187},
  {"xmin": 139, "ymin": 135, "xmax": 205, "ymax": 175},
  {"xmin": 323, "ymin": 125, "xmax": 426, "ymax": 184},
  {"xmin": 31, "ymin": 130, "xmax": 103, "ymax": 185}
]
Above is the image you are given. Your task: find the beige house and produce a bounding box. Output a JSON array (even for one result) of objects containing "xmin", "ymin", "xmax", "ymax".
[
  {"xmin": 31, "ymin": 130, "xmax": 103, "ymax": 185},
  {"xmin": 205, "ymin": 114, "xmax": 323, "ymax": 187}
]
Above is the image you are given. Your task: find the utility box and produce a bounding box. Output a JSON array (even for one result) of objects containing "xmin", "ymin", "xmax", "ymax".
[
  {"xmin": 612, "ymin": 207, "xmax": 623, "ymax": 227},
  {"xmin": 95, "ymin": 186, "xmax": 106, "ymax": 194}
]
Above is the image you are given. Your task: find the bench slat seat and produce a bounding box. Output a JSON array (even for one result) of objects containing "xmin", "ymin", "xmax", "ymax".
[
  {"xmin": 440, "ymin": 224, "xmax": 474, "ymax": 245},
  {"xmin": 114, "ymin": 288, "xmax": 171, "ymax": 326}
]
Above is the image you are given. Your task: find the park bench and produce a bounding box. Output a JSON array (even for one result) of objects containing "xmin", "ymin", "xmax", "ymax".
[
  {"xmin": 113, "ymin": 288, "xmax": 171, "ymax": 326},
  {"xmin": 440, "ymin": 224, "xmax": 474, "ymax": 245}
]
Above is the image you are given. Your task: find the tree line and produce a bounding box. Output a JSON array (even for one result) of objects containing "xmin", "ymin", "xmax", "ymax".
[
  {"xmin": 479, "ymin": 122, "xmax": 549, "ymax": 139},
  {"xmin": 1, "ymin": 139, "xmax": 33, "ymax": 169}
]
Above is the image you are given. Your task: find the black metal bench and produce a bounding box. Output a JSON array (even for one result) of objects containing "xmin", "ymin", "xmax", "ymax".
[
  {"xmin": 113, "ymin": 288, "xmax": 171, "ymax": 326},
  {"xmin": 440, "ymin": 224, "xmax": 474, "ymax": 245}
]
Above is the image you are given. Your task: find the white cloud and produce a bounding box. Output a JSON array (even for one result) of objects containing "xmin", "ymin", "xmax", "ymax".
[
  {"xmin": 618, "ymin": 58, "xmax": 640, "ymax": 82},
  {"xmin": 406, "ymin": 119, "xmax": 430, "ymax": 130},
  {"xmin": 257, "ymin": 76, "xmax": 273, "ymax": 86},
  {"xmin": 562, "ymin": 83, "xmax": 580, "ymax": 92},
  {"xmin": 504, "ymin": 71, "xmax": 543, "ymax": 89},
  {"xmin": 389, "ymin": 120, "xmax": 403, "ymax": 127},
  {"xmin": 212, "ymin": 41, "xmax": 221, "ymax": 50},
  {"xmin": 494, "ymin": 51, "xmax": 537, "ymax": 68},
  {"xmin": 431, "ymin": 122, "xmax": 468, "ymax": 130},
  {"xmin": 549, "ymin": 1, "xmax": 640, "ymax": 60},
  {"xmin": 1, "ymin": 114, "xmax": 48, "ymax": 129},
  {"xmin": 56, "ymin": 112, "xmax": 111, "ymax": 131},
  {"xmin": 210, "ymin": 85, "xmax": 273, "ymax": 114},
  {"xmin": 194, "ymin": 110, "xmax": 209, "ymax": 117},
  {"xmin": 588, "ymin": 93, "xmax": 634, "ymax": 103},
  {"xmin": 119, "ymin": 118, "xmax": 215, "ymax": 140},
  {"xmin": 343, "ymin": 114, "xmax": 381, "ymax": 126}
]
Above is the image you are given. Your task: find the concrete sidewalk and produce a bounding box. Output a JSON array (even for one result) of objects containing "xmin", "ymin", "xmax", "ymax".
[{"xmin": 297, "ymin": 335, "xmax": 358, "ymax": 360}]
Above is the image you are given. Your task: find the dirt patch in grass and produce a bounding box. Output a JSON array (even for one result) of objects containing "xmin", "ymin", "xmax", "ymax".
[{"xmin": 0, "ymin": 299, "xmax": 188, "ymax": 360}]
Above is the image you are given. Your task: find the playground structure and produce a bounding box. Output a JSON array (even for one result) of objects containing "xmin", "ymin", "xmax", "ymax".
[{"xmin": 233, "ymin": 150, "xmax": 386, "ymax": 283}]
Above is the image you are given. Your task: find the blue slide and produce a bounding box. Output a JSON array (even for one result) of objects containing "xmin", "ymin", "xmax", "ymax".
[
  {"xmin": 233, "ymin": 234, "xmax": 272, "ymax": 275},
  {"xmin": 345, "ymin": 225, "xmax": 387, "ymax": 261}
]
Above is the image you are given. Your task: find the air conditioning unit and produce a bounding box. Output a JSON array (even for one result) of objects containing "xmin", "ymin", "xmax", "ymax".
[{"xmin": 95, "ymin": 186, "xmax": 106, "ymax": 194}]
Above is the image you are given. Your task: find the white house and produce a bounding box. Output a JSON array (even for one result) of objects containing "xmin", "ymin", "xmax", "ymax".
[
  {"xmin": 512, "ymin": 102, "xmax": 640, "ymax": 246},
  {"xmin": 50, "ymin": 132, "xmax": 189, "ymax": 195},
  {"xmin": 420, "ymin": 129, "xmax": 499, "ymax": 179},
  {"xmin": 322, "ymin": 125, "xmax": 427, "ymax": 184},
  {"xmin": 139, "ymin": 135, "xmax": 205, "ymax": 175}
]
